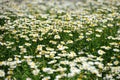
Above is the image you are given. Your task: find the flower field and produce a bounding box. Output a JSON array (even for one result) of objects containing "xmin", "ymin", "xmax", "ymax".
[{"xmin": 0, "ymin": 0, "xmax": 120, "ymax": 80}]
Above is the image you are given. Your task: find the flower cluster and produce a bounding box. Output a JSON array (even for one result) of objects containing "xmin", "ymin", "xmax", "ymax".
[{"xmin": 0, "ymin": 0, "xmax": 120, "ymax": 80}]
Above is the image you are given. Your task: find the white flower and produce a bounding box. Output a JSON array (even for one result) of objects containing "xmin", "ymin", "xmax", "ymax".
[
  {"xmin": 54, "ymin": 35, "xmax": 60, "ymax": 39},
  {"xmin": 96, "ymin": 29, "xmax": 103, "ymax": 33},
  {"xmin": 42, "ymin": 76, "xmax": 51, "ymax": 80},
  {"xmin": 86, "ymin": 38, "xmax": 92, "ymax": 41},
  {"xmin": 20, "ymin": 47, "xmax": 27, "ymax": 54},
  {"xmin": 26, "ymin": 77, "xmax": 32, "ymax": 80},
  {"xmin": 7, "ymin": 70, "xmax": 13, "ymax": 75},
  {"xmin": 98, "ymin": 63, "xmax": 104, "ymax": 69},
  {"xmin": 37, "ymin": 45, "xmax": 44, "ymax": 51},
  {"xmin": 78, "ymin": 51, "xmax": 84, "ymax": 55},
  {"xmin": 48, "ymin": 60, "xmax": 57, "ymax": 64},
  {"xmin": 0, "ymin": 70, "xmax": 5, "ymax": 77},
  {"xmin": 36, "ymin": 54, "xmax": 41, "ymax": 58},
  {"xmin": 68, "ymin": 51, "xmax": 77, "ymax": 58},
  {"xmin": 67, "ymin": 72, "xmax": 75, "ymax": 77},
  {"xmin": 25, "ymin": 43, "xmax": 31, "ymax": 46},
  {"xmin": 27, "ymin": 61, "xmax": 37, "ymax": 68},
  {"xmin": 113, "ymin": 61, "xmax": 119, "ymax": 65},
  {"xmin": 101, "ymin": 46, "xmax": 111, "ymax": 50},
  {"xmin": 98, "ymin": 50, "xmax": 105, "ymax": 55},
  {"xmin": 56, "ymin": 67, "xmax": 67, "ymax": 72},
  {"xmin": 69, "ymin": 34, "xmax": 73, "ymax": 36},
  {"xmin": 79, "ymin": 35, "xmax": 84, "ymax": 40},
  {"xmin": 66, "ymin": 40, "xmax": 73, "ymax": 44},
  {"xmin": 32, "ymin": 69, "xmax": 40, "ymax": 75},
  {"xmin": 0, "ymin": 61, "xmax": 6, "ymax": 66},
  {"xmin": 42, "ymin": 68, "xmax": 54, "ymax": 74},
  {"xmin": 55, "ymin": 75, "xmax": 62, "ymax": 80},
  {"xmin": 46, "ymin": 47, "xmax": 54, "ymax": 51},
  {"xmin": 49, "ymin": 40, "xmax": 57, "ymax": 44},
  {"xmin": 96, "ymin": 34, "xmax": 101, "ymax": 37},
  {"xmin": 37, "ymin": 45, "xmax": 43, "ymax": 51},
  {"xmin": 57, "ymin": 44, "xmax": 65, "ymax": 50},
  {"xmin": 70, "ymin": 67, "xmax": 80, "ymax": 74},
  {"xmin": 113, "ymin": 48, "xmax": 120, "ymax": 52},
  {"xmin": 97, "ymin": 57, "xmax": 104, "ymax": 61}
]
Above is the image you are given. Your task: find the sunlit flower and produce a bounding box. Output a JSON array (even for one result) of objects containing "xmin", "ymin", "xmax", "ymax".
[
  {"xmin": 57, "ymin": 44, "xmax": 65, "ymax": 50},
  {"xmin": 48, "ymin": 60, "xmax": 57, "ymax": 64},
  {"xmin": 42, "ymin": 76, "xmax": 51, "ymax": 80},
  {"xmin": 20, "ymin": 47, "xmax": 27, "ymax": 54},
  {"xmin": 32, "ymin": 69, "xmax": 40, "ymax": 75},
  {"xmin": 96, "ymin": 29, "xmax": 103, "ymax": 33},
  {"xmin": 101, "ymin": 46, "xmax": 111, "ymax": 50},
  {"xmin": 37, "ymin": 45, "xmax": 43, "ymax": 51},
  {"xmin": 86, "ymin": 38, "xmax": 92, "ymax": 41},
  {"xmin": 113, "ymin": 48, "xmax": 120, "ymax": 52},
  {"xmin": 7, "ymin": 70, "xmax": 13, "ymax": 75},
  {"xmin": 49, "ymin": 40, "xmax": 57, "ymax": 44},
  {"xmin": 0, "ymin": 70, "xmax": 5, "ymax": 77},
  {"xmin": 1, "ymin": 0, "xmax": 120, "ymax": 79},
  {"xmin": 46, "ymin": 47, "xmax": 54, "ymax": 51},
  {"xmin": 42, "ymin": 67, "xmax": 54, "ymax": 74},
  {"xmin": 68, "ymin": 51, "xmax": 77, "ymax": 58},
  {"xmin": 27, "ymin": 61, "xmax": 37, "ymax": 68},
  {"xmin": 54, "ymin": 35, "xmax": 60, "ymax": 39},
  {"xmin": 113, "ymin": 61, "xmax": 119, "ymax": 65},
  {"xmin": 66, "ymin": 40, "xmax": 73, "ymax": 44},
  {"xmin": 96, "ymin": 34, "xmax": 101, "ymax": 37},
  {"xmin": 26, "ymin": 77, "xmax": 32, "ymax": 80},
  {"xmin": 25, "ymin": 43, "xmax": 31, "ymax": 46},
  {"xmin": 98, "ymin": 50, "xmax": 105, "ymax": 55},
  {"xmin": 79, "ymin": 35, "xmax": 84, "ymax": 40}
]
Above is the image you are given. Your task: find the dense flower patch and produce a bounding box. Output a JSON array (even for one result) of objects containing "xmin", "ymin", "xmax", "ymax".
[{"xmin": 0, "ymin": 0, "xmax": 120, "ymax": 80}]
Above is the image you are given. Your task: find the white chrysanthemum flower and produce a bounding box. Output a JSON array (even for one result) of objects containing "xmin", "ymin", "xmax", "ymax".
[
  {"xmin": 27, "ymin": 61, "xmax": 37, "ymax": 68},
  {"xmin": 7, "ymin": 70, "xmax": 13, "ymax": 75},
  {"xmin": 20, "ymin": 47, "xmax": 27, "ymax": 54},
  {"xmin": 26, "ymin": 77, "xmax": 32, "ymax": 80},
  {"xmin": 69, "ymin": 34, "xmax": 73, "ymax": 36},
  {"xmin": 109, "ymin": 42, "xmax": 118, "ymax": 46},
  {"xmin": 66, "ymin": 40, "xmax": 73, "ymax": 44},
  {"xmin": 79, "ymin": 35, "xmax": 84, "ymax": 40},
  {"xmin": 96, "ymin": 29, "xmax": 103, "ymax": 32},
  {"xmin": 101, "ymin": 46, "xmax": 111, "ymax": 50},
  {"xmin": 113, "ymin": 61, "xmax": 119, "ymax": 65},
  {"xmin": 55, "ymin": 75, "xmax": 62, "ymax": 80},
  {"xmin": 68, "ymin": 51, "xmax": 77, "ymax": 58},
  {"xmin": 0, "ymin": 70, "xmax": 5, "ymax": 77},
  {"xmin": 98, "ymin": 63, "xmax": 104, "ymax": 69},
  {"xmin": 46, "ymin": 47, "xmax": 54, "ymax": 51},
  {"xmin": 54, "ymin": 35, "xmax": 60, "ymax": 39},
  {"xmin": 32, "ymin": 69, "xmax": 40, "ymax": 75},
  {"xmin": 49, "ymin": 40, "xmax": 57, "ymax": 44},
  {"xmin": 25, "ymin": 43, "xmax": 31, "ymax": 46},
  {"xmin": 70, "ymin": 67, "xmax": 80, "ymax": 74},
  {"xmin": 67, "ymin": 72, "xmax": 76, "ymax": 77},
  {"xmin": 111, "ymin": 67, "xmax": 120, "ymax": 74},
  {"xmin": 48, "ymin": 60, "xmax": 57, "ymax": 64},
  {"xmin": 42, "ymin": 76, "xmax": 51, "ymax": 80},
  {"xmin": 42, "ymin": 67, "xmax": 54, "ymax": 74},
  {"xmin": 86, "ymin": 38, "xmax": 92, "ymax": 41},
  {"xmin": 96, "ymin": 34, "xmax": 101, "ymax": 37},
  {"xmin": 97, "ymin": 57, "xmax": 104, "ymax": 61},
  {"xmin": 37, "ymin": 45, "xmax": 44, "ymax": 51},
  {"xmin": 57, "ymin": 44, "xmax": 65, "ymax": 50},
  {"xmin": 98, "ymin": 50, "xmax": 105, "ymax": 55},
  {"xmin": 0, "ymin": 61, "xmax": 6, "ymax": 66},
  {"xmin": 113, "ymin": 48, "xmax": 120, "ymax": 52}
]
